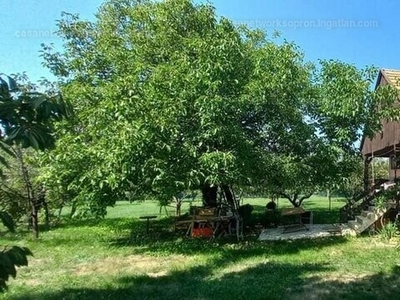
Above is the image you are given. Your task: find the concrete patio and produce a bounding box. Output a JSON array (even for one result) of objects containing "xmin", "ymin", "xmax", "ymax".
[{"xmin": 258, "ymin": 224, "xmax": 356, "ymax": 241}]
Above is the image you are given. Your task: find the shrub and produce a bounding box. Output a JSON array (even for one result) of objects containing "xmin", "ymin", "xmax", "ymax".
[{"xmin": 379, "ymin": 222, "xmax": 399, "ymax": 241}]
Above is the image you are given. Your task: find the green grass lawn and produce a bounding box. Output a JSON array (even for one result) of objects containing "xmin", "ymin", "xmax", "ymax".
[
  {"xmin": 105, "ymin": 195, "xmax": 346, "ymax": 223},
  {"xmin": 2, "ymin": 196, "xmax": 400, "ymax": 300}
]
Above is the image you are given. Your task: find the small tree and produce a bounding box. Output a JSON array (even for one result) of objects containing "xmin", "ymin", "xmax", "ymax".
[
  {"xmin": 0, "ymin": 73, "xmax": 71, "ymax": 291},
  {"xmin": 0, "ymin": 73, "xmax": 72, "ymax": 238}
]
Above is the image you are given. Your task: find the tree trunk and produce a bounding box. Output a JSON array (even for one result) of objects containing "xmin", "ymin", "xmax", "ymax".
[
  {"xmin": 57, "ymin": 205, "xmax": 64, "ymax": 220},
  {"xmin": 38, "ymin": 185, "xmax": 49, "ymax": 229},
  {"xmin": 57, "ymin": 195, "xmax": 67, "ymax": 220},
  {"xmin": 15, "ymin": 147, "xmax": 39, "ymax": 239},
  {"xmin": 297, "ymin": 194, "xmax": 313, "ymax": 207},
  {"xmin": 280, "ymin": 193, "xmax": 300, "ymax": 207},
  {"xmin": 43, "ymin": 199, "xmax": 50, "ymax": 228},
  {"xmin": 70, "ymin": 202, "xmax": 77, "ymax": 219},
  {"xmin": 175, "ymin": 200, "xmax": 182, "ymax": 216},
  {"xmin": 201, "ymin": 184, "xmax": 218, "ymax": 207},
  {"xmin": 327, "ymin": 189, "xmax": 332, "ymax": 211},
  {"xmin": 221, "ymin": 184, "xmax": 234, "ymax": 207},
  {"xmin": 31, "ymin": 201, "xmax": 39, "ymax": 239}
]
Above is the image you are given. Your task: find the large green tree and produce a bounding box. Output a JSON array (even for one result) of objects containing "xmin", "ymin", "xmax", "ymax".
[
  {"xmin": 311, "ymin": 61, "xmax": 398, "ymax": 152},
  {"xmin": 41, "ymin": 0, "xmax": 399, "ymax": 213},
  {"xmin": 41, "ymin": 0, "xmax": 314, "ymax": 215},
  {"xmin": 309, "ymin": 61, "xmax": 398, "ymax": 198},
  {"xmin": 259, "ymin": 60, "xmax": 398, "ymax": 206}
]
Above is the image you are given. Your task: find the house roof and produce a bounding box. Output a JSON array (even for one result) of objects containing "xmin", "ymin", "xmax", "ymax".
[
  {"xmin": 380, "ymin": 69, "xmax": 400, "ymax": 89},
  {"xmin": 361, "ymin": 68, "xmax": 400, "ymax": 158}
]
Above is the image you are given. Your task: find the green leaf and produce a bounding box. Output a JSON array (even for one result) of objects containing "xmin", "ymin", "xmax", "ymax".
[
  {"xmin": 0, "ymin": 211, "xmax": 15, "ymax": 232},
  {"xmin": 7, "ymin": 128, "xmax": 22, "ymax": 141},
  {"xmin": 27, "ymin": 132, "xmax": 39, "ymax": 150}
]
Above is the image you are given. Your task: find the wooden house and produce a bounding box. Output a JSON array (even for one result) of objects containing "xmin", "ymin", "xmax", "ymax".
[{"xmin": 361, "ymin": 69, "xmax": 400, "ymax": 187}]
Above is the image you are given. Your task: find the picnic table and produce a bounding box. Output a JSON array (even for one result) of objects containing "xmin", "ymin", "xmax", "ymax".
[{"xmin": 281, "ymin": 207, "xmax": 310, "ymax": 233}]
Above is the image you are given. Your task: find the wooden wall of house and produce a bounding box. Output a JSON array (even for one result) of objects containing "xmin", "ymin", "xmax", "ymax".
[
  {"xmin": 362, "ymin": 73, "xmax": 400, "ymax": 158},
  {"xmin": 389, "ymin": 156, "xmax": 400, "ymax": 181}
]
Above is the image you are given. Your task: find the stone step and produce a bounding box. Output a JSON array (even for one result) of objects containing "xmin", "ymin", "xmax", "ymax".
[
  {"xmin": 361, "ymin": 210, "xmax": 379, "ymax": 221},
  {"xmin": 361, "ymin": 210, "xmax": 369, "ymax": 218},
  {"xmin": 347, "ymin": 204, "xmax": 387, "ymax": 234},
  {"xmin": 348, "ymin": 220, "xmax": 360, "ymax": 231},
  {"xmin": 368, "ymin": 206, "xmax": 387, "ymax": 214},
  {"xmin": 356, "ymin": 215, "xmax": 368, "ymax": 225},
  {"xmin": 338, "ymin": 224, "xmax": 357, "ymax": 236},
  {"xmin": 369, "ymin": 213, "xmax": 381, "ymax": 222},
  {"xmin": 349, "ymin": 217, "xmax": 373, "ymax": 232}
]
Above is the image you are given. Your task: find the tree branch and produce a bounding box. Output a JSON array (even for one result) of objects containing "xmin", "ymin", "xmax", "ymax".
[
  {"xmin": 279, "ymin": 192, "xmax": 299, "ymax": 207},
  {"xmin": 298, "ymin": 193, "xmax": 313, "ymax": 206}
]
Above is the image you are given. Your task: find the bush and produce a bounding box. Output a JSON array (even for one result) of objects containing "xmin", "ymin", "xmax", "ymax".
[
  {"xmin": 238, "ymin": 204, "xmax": 254, "ymax": 227},
  {"xmin": 260, "ymin": 210, "xmax": 281, "ymax": 228},
  {"xmin": 379, "ymin": 222, "xmax": 399, "ymax": 241}
]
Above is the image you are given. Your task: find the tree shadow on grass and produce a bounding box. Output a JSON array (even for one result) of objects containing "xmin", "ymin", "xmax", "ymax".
[
  {"xmin": 10, "ymin": 215, "xmax": 350, "ymax": 254},
  {"xmin": 11, "ymin": 259, "xmax": 333, "ymax": 300},
  {"xmin": 6, "ymin": 217, "xmax": 385, "ymax": 300},
  {"xmin": 40, "ymin": 217, "xmax": 143, "ymax": 231},
  {"xmin": 14, "ymin": 218, "xmax": 163, "ymax": 247},
  {"xmin": 11, "ymin": 259, "xmax": 400, "ymax": 300},
  {"xmin": 110, "ymin": 218, "xmax": 350, "ymax": 258},
  {"xmin": 312, "ymin": 209, "xmax": 341, "ymax": 224},
  {"xmin": 289, "ymin": 265, "xmax": 400, "ymax": 300}
]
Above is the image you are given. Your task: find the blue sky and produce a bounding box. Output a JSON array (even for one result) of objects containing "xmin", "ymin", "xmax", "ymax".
[{"xmin": 1, "ymin": 0, "xmax": 400, "ymax": 82}]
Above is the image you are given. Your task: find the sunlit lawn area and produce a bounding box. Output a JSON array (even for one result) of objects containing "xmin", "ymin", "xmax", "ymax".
[
  {"xmin": 104, "ymin": 195, "xmax": 346, "ymax": 223},
  {"xmin": 2, "ymin": 196, "xmax": 400, "ymax": 300}
]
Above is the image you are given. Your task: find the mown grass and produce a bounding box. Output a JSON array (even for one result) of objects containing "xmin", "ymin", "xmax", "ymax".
[{"xmin": 2, "ymin": 196, "xmax": 400, "ymax": 300}]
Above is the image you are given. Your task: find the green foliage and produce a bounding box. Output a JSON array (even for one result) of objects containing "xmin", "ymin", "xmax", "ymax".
[
  {"xmin": 0, "ymin": 246, "xmax": 32, "ymax": 292},
  {"xmin": 378, "ymin": 222, "xmax": 399, "ymax": 241},
  {"xmin": 0, "ymin": 147, "xmax": 36, "ymax": 223},
  {"xmin": 0, "ymin": 199, "xmax": 399, "ymax": 299},
  {"xmin": 0, "ymin": 212, "xmax": 14, "ymax": 232},
  {"xmin": 311, "ymin": 61, "xmax": 398, "ymax": 151},
  {"xmin": 40, "ymin": 0, "xmax": 314, "ymax": 214},
  {"xmin": 305, "ymin": 62, "xmax": 398, "ymax": 204},
  {"xmin": 370, "ymin": 158, "xmax": 389, "ymax": 180},
  {"xmin": 39, "ymin": 0, "xmax": 400, "ymax": 214},
  {"xmin": 335, "ymin": 155, "xmax": 364, "ymax": 201},
  {"xmin": 0, "ymin": 73, "xmax": 72, "ymax": 151},
  {"xmin": 0, "ymin": 73, "xmax": 72, "ymax": 227},
  {"xmin": 375, "ymin": 195, "xmax": 387, "ymax": 210},
  {"xmin": 0, "ymin": 72, "xmax": 72, "ymax": 290}
]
